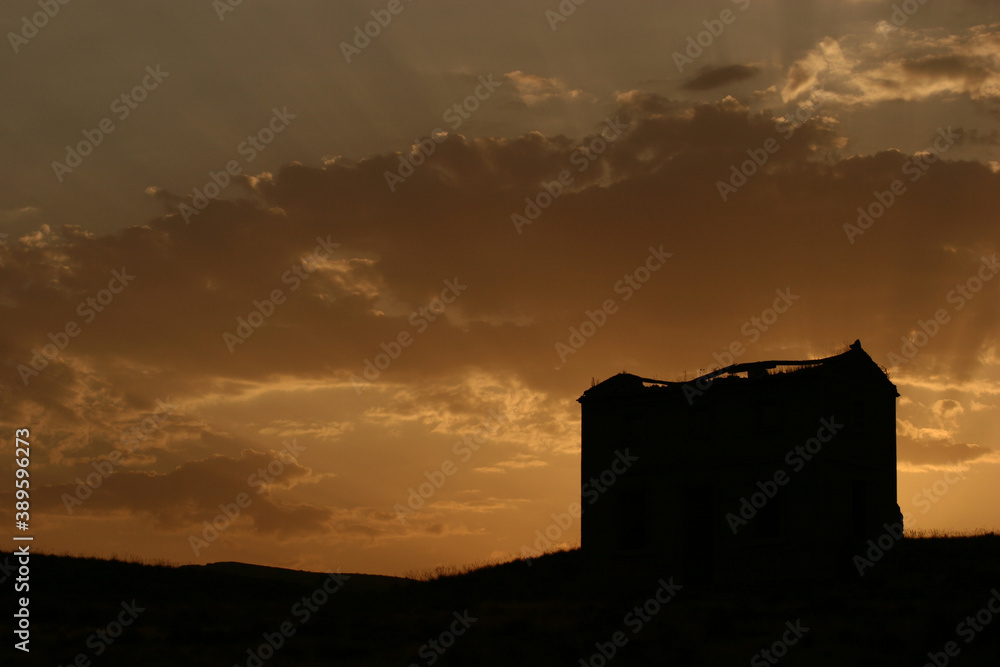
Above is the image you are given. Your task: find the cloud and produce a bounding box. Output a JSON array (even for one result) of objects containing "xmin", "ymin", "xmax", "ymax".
[
  {"xmin": 472, "ymin": 456, "xmax": 548, "ymax": 474},
  {"xmin": 682, "ymin": 65, "xmax": 761, "ymax": 91},
  {"xmin": 893, "ymin": 375, "xmax": 1000, "ymax": 397},
  {"xmin": 504, "ymin": 71, "xmax": 592, "ymax": 106},
  {"xmin": 427, "ymin": 498, "xmax": 527, "ymax": 513},
  {"xmin": 0, "ymin": 206, "xmax": 40, "ymax": 226},
  {"xmin": 780, "ymin": 24, "xmax": 1000, "ymax": 109},
  {"xmin": 255, "ymin": 420, "xmax": 354, "ymax": 443},
  {"xmin": 954, "ymin": 127, "xmax": 1000, "ymax": 147},
  {"xmin": 897, "ymin": 417, "xmax": 993, "ymax": 466},
  {"xmin": 782, "ymin": 37, "xmax": 847, "ymax": 101},
  {"xmin": 27, "ymin": 448, "xmax": 333, "ymax": 537},
  {"xmin": 902, "ymin": 54, "xmax": 992, "ymax": 84},
  {"xmin": 897, "ymin": 437, "xmax": 991, "ymax": 466},
  {"xmin": 931, "ymin": 398, "xmax": 965, "ymax": 424}
]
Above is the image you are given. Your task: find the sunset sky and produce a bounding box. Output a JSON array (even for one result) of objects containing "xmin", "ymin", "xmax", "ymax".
[{"xmin": 2, "ymin": 0, "xmax": 999, "ymax": 577}]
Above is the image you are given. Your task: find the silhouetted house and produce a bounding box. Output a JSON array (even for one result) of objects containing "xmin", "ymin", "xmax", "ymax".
[{"xmin": 579, "ymin": 340, "xmax": 900, "ymax": 583}]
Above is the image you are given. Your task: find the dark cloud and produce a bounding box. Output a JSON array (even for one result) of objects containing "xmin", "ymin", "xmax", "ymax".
[
  {"xmin": 681, "ymin": 65, "xmax": 761, "ymax": 91},
  {"xmin": 3, "ymin": 94, "xmax": 999, "ymax": 421},
  {"xmin": 901, "ymin": 55, "xmax": 992, "ymax": 85},
  {"xmin": 27, "ymin": 449, "xmax": 333, "ymax": 537},
  {"xmin": 897, "ymin": 436, "xmax": 992, "ymax": 466},
  {"xmin": 953, "ymin": 127, "xmax": 1000, "ymax": 146}
]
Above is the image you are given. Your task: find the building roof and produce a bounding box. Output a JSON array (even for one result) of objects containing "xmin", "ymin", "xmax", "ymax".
[{"xmin": 579, "ymin": 339, "xmax": 898, "ymax": 402}]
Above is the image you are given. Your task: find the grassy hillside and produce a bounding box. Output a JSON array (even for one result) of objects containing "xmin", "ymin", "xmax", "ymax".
[{"xmin": 4, "ymin": 534, "xmax": 1000, "ymax": 666}]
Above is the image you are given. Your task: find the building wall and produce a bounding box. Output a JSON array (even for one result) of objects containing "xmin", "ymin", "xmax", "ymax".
[{"xmin": 580, "ymin": 364, "xmax": 898, "ymax": 582}]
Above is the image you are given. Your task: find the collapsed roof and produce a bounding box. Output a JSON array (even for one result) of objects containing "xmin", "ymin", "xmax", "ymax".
[{"xmin": 579, "ymin": 340, "xmax": 898, "ymax": 402}]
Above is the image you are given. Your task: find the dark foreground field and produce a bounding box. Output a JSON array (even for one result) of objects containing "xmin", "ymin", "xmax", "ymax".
[{"xmin": 4, "ymin": 535, "xmax": 1000, "ymax": 666}]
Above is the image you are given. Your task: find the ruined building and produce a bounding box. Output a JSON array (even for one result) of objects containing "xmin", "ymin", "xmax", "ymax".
[{"xmin": 579, "ymin": 340, "xmax": 900, "ymax": 583}]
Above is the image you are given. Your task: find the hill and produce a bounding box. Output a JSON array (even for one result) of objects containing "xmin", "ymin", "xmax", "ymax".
[{"xmin": 3, "ymin": 534, "xmax": 1000, "ymax": 665}]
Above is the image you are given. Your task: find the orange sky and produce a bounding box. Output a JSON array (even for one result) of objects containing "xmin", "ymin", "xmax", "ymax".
[{"xmin": 2, "ymin": 0, "xmax": 999, "ymax": 576}]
